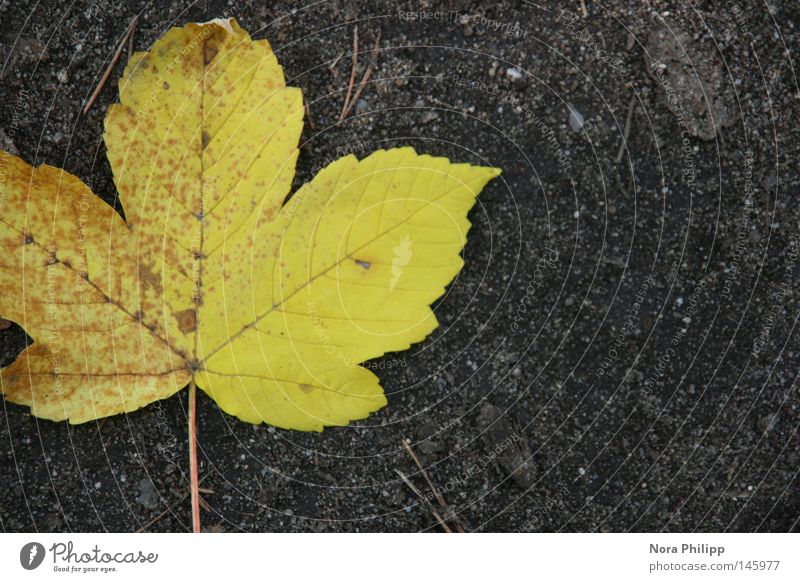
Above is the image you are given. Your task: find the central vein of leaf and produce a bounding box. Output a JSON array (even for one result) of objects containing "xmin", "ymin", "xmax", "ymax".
[{"xmin": 190, "ymin": 37, "xmax": 212, "ymax": 376}]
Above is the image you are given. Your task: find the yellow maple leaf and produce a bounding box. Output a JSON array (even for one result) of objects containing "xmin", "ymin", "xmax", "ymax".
[{"xmin": 0, "ymin": 18, "xmax": 500, "ymax": 431}]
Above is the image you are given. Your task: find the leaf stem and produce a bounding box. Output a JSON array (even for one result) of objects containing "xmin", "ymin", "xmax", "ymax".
[{"xmin": 188, "ymin": 377, "xmax": 201, "ymax": 533}]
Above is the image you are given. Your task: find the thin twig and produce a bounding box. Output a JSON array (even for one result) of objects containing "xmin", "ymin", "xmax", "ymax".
[
  {"xmin": 83, "ymin": 15, "xmax": 137, "ymax": 114},
  {"xmin": 615, "ymin": 94, "xmax": 636, "ymax": 163},
  {"xmin": 304, "ymin": 97, "xmax": 316, "ymax": 130},
  {"xmin": 343, "ymin": 69, "xmax": 373, "ymax": 119},
  {"xmin": 340, "ymin": 31, "xmax": 381, "ymax": 121},
  {"xmin": 402, "ymin": 438, "xmax": 448, "ymax": 515},
  {"xmin": 127, "ymin": 16, "xmax": 137, "ymax": 61},
  {"xmin": 699, "ymin": 11, "xmax": 729, "ymax": 24},
  {"xmin": 396, "ymin": 470, "xmax": 453, "ymax": 533},
  {"xmin": 137, "ymin": 501, "xmax": 184, "ymax": 534},
  {"xmin": 401, "ymin": 438, "xmax": 465, "ymax": 532},
  {"xmin": 339, "ymin": 25, "xmax": 359, "ymax": 121},
  {"xmin": 189, "ymin": 378, "xmax": 201, "ymax": 533},
  {"xmin": 329, "ymin": 49, "xmax": 345, "ymax": 71}
]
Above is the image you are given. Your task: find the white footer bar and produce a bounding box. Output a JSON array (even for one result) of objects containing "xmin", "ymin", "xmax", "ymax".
[{"xmin": 2, "ymin": 533, "xmax": 796, "ymax": 580}]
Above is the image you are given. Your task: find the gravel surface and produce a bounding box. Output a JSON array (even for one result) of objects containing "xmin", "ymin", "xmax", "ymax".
[{"xmin": 1, "ymin": 0, "xmax": 798, "ymax": 532}]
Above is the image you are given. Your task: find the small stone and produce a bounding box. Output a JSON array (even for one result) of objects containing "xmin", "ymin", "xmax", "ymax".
[
  {"xmin": 758, "ymin": 413, "xmax": 778, "ymax": 433},
  {"xmin": 506, "ymin": 67, "xmax": 523, "ymax": 81},
  {"xmin": 136, "ymin": 478, "xmax": 160, "ymax": 509},
  {"xmin": 568, "ymin": 105, "xmax": 584, "ymax": 132},
  {"xmin": 419, "ymin": 438, "xmax": 443, "ymax": 455},
  {"xmin": 56, "ymin": 69, "xmax": 68, "ymax": 83},
  {"xmin": 0, "ymin": 129, "xmax": 19, "ymax": 155}
]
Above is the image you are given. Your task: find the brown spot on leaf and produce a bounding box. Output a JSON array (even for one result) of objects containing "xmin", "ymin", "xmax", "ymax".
[
  {"xmin": 163, "ymin": 81, "xmax": 170, "ymax": 90},
  {"xmin": 202, "ymin": 131, "xmax": 211, "ymax": 149},
  {"xmin": 299, "ymin": 384, "xmax": 314, "ymax": 394},
  {"xmin": 174, "ymin": 309, "xmax": 197, "ymax": 333},
  {"xmin": 354, "ymin": 259, "xmax": 371, "ymax": 270},
  {"xmin": 138, "ymin": 262, "xmax": 163, "ymax": 294},
  {"xmin": 202, "ymin": 23, "xmax": 229, "ymax": 67},
  {"xmin": 204, "ymin": 44, "xmax": 219, "ymax": 66}
]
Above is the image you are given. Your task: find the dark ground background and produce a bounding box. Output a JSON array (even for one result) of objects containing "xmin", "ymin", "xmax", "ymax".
[{"xmin": 1, "ymin": 0, "xmax": 798, "ymax": 532}]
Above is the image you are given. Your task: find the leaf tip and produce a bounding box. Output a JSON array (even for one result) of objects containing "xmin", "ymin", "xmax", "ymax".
[
  {"xmin": 480, "ymin": 166, "xmax": 502, "ymax": 180},
  {"xmin": 196, "ymin": 17, "xmax": 236, "ymax": 34}
]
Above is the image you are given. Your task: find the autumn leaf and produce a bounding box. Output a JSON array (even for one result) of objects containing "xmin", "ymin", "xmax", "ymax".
[{"xmin": 0, "ymin": 18, "xmax": 500, "ymax": 431}]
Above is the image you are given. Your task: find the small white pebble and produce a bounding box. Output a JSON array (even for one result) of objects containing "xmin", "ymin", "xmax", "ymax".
[
  {"xmin": 506, "ymin": 67, "xmax": 523, "ymax": 81},
  {"xmin": 568, "ymin": 105, "xmax": 584, "ymax": 132}
]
